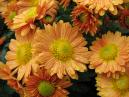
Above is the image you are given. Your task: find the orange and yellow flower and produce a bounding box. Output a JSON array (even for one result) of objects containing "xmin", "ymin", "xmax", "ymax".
[
  {"xmin": 17, "ymin": 0, "xmax": 58, "ymax": 23},
  {"xmin": 73, "ymin": 0, "xmax": 123, "ymax": 16},
  {"xmin": 33, "ymin": 20, "xmax": 90, "ymax": 79},
  {"xmin": 71, "ymin": 5, "xmax": 99, "ymax": 36},
  {"xmin": 26, "ymin": 68, "xmax": 72, "ymax": 97},
  {"xmin": 2, "ymin": 1, "xmax": 18, "ymax": 28},
  {"xmin": 89, "ymin": 31, "xmax": 129, "ymax": 77},
  {"xmin": 12, "ymin": 0, "xmax": 58, "ymax": 36},
  {"xmin": 96, "ymin": 73, "xmax": 129, "ymax": 97},
  {"xmin": 40, "ymin": 0, "xmax": 59, "ymax": 24},
  {"xmin": 5, "ymin": 35, "xmax": 39, "ymax": 81},
  {"xmin": 12, "ymin": 7, "xmax": 37, "ymax": 36}
]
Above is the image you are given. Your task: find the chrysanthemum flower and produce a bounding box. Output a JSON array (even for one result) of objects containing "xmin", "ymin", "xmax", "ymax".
[
  {"xmin": 12, "ymin": 7, "xmax": 37, "ymax": 36},
  {"xmin": 17, "ymin": 0, "xmax": 59, "ymax": 24},
  {"xmin": 58, "ymin": 0, "xmax": 71, "ymax": 8},
  {"xmin": 39, "ymin": 0, "xmax": 59, "ymax": 24},
  {"xmin": 33, "ymin": 20, "xmax": 90, "ymax": 79},
  {"xmin": 71, "ymin": 5, "xmax": 99, "ymax": 36},
  {"xmin": 26, "ymin": 68, "xmax": 72, "ymax": 97},
  {"xmin": 89, "ymin": 31, "xmax": 129, "ymax": 77},
  {"xmin": 40, "ymin": 0, "xmax": 58, "ymax": 18},
  {"xmin": 73, "ymin": 0, "xmax": 123, "ymax": 16},
  {"xmin": 96, "ymin": 73, "xmax": 129, "ymax": 97},
  {"xmin": 119, "ymin": 9, "xmax": 129, "ymax": 29},
  {"xmin": 12, "ymin": 0, "xmax": 58, "ymax": 36},
  {"xmin": 6, "ymin": 36, "xmax": 39, "ymax": 81},
  {"xmin": 2, "ymin": 1, "xmax": 18, "ymax": 28}
]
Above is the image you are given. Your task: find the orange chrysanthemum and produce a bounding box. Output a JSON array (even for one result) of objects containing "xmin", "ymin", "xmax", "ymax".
[
  {"xmin": 12, "ymin": 7, "xmax": 37, "ymax": 36},
  {"xmin": 5, "ymin": 36, "xmax": 39, "ymax": 81},
  {"xmin": 89, "ymin": 31, "xmax": 129, "ymax": 77},
  {"xmin": 17, "ymin": 0, "xmax": 59, "ymax": 24},
  {"xmin": 26, "ymin": 68, "xmax": 72, "ymax": 97},
  {"xmin": 73, "ymin": 0, "xmax": 123, "ymax": 16},
  {"xmin": 33, "ymin": 20, "xmax": 90, "ymax": 79},
  {"xmin": 58, "ymin": 0, "xmax": 71, "ymax": 8},
  {"xmin": 71, "ymin": 5, "xmax": 99, "ymax": 36},
  {"xmin": 12, "ymin": 0, "xmax": 58, "ymax": 36},
  {"xmin": 39, "ymin": 0, "xmax": 59, "ymax": 24},
  {"xmin": 2, "ymin": 1, "xmax": 18, "ymax": 28},
  {"xmin": 96, "ymin": 73, "xmax": 129, "ymax": 97}
]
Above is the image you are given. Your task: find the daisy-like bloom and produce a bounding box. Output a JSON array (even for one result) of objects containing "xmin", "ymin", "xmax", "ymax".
[
  {"xmin": 33, "ymin": 20, "xmax": 90, "ymax": 79},
  {"xmin": 12, "ymin": 7, "xmax": 37, "ymax": 36},
  {"xmin": 17, "ymin": 0, "xmax": 59, "ymax": 23},
  {"xmin": 96, "ymin": 73, "xmax": 129, "ymax": 97},
  {"xmin": 39, "ymin": 0, "xmax": 59, "ymax": 24},
  {"xmin": 58, "ymin": 0, "xmax": 71, "ymax": 8},
  {"xmin": 2, "ymin": 1, "xmax": 18, "ymax": 28},
  {"xmin": 26, "ymin": 68, "xmax": 72, "ymax": 97},
  {"xmin": 71, "ymin": 5, "xmax": 99, "ymax": 36},
  {"xmin": 89, "ymin": 31, "xmax": 129, "ymax": 77},
  {"xmin": 12, "ymin": 0, "xmax": 59, "ymax": 36},
  {"xmin": 40, "ymin": 0, "xmax": 59, "ymax": 18},
  {"xmin": 119, "ymin": 9, "xmax": 129, "ymax": 29},
  {"xmin": 5, "ymin": 35, "xmax": 39, "ymax": 81},
  {"xmin": 73, "ymin": 0, "xmax": 123, "ymax": 16}
]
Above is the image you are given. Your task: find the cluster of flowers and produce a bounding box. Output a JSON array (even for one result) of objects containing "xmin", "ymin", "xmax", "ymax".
[{"xmin": 1, "ymin": 0, "xmax": 129, "ymax": 97}]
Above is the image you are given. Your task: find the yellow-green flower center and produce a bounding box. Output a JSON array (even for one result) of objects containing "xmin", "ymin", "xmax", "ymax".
[
  {"xmin": 16, "ymin": 43, "xmax": 32, "ymax": 65},
  {"xmin": 78, "ymin": 13, "xmax": 88, "ymax": 23},
  {"xmin": 9, "ymin": 11, "xmax": 16, "ymax": 20},
  {"xmin": 50, "ymin": 39, "xmax": 73, "ymax": 62},
  {"xmin": 24, "ymin": 7, "xmax": 37, "ymax": 22},
  {"xmin": 100, "ymin": 44, "xmax": 118, "ymax": 61},
  {"xmin": 44, "ymin": 15, "xmax": 53, "ymax": 23},
  {"xmin": 38, "ymin": 81, "xmax": 55, "ymax": 97},
  {"xmin": 115, "ymin": 75, "xmax": 129, "ymax": 90}
]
